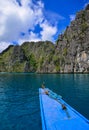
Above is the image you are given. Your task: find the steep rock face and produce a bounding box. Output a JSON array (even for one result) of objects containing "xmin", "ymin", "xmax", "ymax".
[
  {"xmin": 0, "ymin": 5, "xmax": 89, "ymax": 73},
  {"xmin": 21, "ymin": 41, "xmax": 56, "ymax": 73},
  {"xmin": 0, "ymin": 41, "xmax": 57, "ymax": 73},
  {"xmin": 85, "ymin": 4, "xmax": 89, "ymax": 10},
  {"xmin": 0, "ymin": 45, "xmax": 26, "ymax": 72},
  {"xmin": 56, "ymin": 7, "xmax": 89, "ymax": 73}
]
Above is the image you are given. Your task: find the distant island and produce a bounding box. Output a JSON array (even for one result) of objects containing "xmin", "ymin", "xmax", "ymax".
[{"xmin": 0, "ymin": 4, "xmax": 89, "ymax": 73}]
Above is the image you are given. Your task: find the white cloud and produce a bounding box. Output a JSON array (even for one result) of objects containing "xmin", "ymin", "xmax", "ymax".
[
  {"xmin": 44, "ymin": 10, "xmax": 65, "ymax": 25},
  {"xmin": 69, "ymin": 14, "xmax": 76, "ymax": 21},
  {"xmin": 29, "ymin": 32, "xmax": 41, "ymax": 41},
  {"xmin": 0, "ymin": 42, "xmax": 11, "ymax": 52},
  {"xmin": 40, "ymin": 21, "xmax": 57, "ymax": 41},
  {"xmin": 0, "ymin": 0, "xmax": 64, "ymax": 52},
  {"xmin": 0, "ymin": 0, "xmax": 43, "ymax": 42},
  {"xmin": 18, "ymin": 31, "xmax": 41, "ymax": 45}
]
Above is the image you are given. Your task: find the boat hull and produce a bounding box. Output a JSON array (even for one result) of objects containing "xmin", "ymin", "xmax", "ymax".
[{"xmin": 39, "ymin": 88, "xmax": 89, "ymax": 130}]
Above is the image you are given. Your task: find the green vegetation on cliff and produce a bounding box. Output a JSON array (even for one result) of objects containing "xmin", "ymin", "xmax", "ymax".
[{"xmin": 0, "ymin": 5, "xmax": 89, "ymax": 73}]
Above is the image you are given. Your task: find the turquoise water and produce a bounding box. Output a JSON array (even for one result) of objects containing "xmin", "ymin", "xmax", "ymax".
[{"xmin": 0, "ymin": 73, "xmax": 89, "ymax": 130}]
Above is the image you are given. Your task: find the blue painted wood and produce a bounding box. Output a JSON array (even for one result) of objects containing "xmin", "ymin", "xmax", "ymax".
[{"xmin": 39, "ymin": 88, "xmax": 89, "ymax": 130}]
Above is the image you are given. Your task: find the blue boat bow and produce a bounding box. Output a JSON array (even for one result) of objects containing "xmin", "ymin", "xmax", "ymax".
[{"xmin": 39, "ymin": 88, "xmax": 89, "ymax": 130}]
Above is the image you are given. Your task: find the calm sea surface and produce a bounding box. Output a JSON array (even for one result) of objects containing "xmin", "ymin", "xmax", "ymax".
[{"xmin": 0, "ymin": 73, "xmax": 89, "ymax": 130}]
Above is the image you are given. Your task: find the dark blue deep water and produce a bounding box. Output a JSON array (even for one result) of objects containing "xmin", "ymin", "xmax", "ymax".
[{"xmin": 0, "ymin": 73, "xmax": 89, "ymax": 130}]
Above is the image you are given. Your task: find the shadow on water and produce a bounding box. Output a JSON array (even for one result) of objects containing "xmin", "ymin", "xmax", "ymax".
[{"xmin": 0, "ymin": 73, "xmax": 89, "ymax": 130}]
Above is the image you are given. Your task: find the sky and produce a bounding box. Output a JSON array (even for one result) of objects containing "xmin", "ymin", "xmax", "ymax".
[{"xmin": 0, "ymin": 0, "xmax": 89, "ymax": 52}]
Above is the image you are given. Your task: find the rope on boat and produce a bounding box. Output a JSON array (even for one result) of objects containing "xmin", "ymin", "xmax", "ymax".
[{"xmin": 42, "ymin": 88, "xmax": 71, "ymax": 119}]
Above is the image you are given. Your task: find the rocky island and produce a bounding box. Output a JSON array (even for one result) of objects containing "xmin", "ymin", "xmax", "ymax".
[{"xmin": 0, "ymin": 5, "xmax": 89, "ymax": 73}]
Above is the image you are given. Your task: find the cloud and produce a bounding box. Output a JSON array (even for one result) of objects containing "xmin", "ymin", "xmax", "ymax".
[
  {"xmin": 18, "ymin": 31, "xmax": 41, "ymax": 45},
  {"xmin": 43, "ymin": 10, "xmax": 65, "ymax": 25},
  {"xmin": 0, "ymin": 0, "xmax": 64, "ymax": 52},
  {"xmin": 69, "ymin": 14, "xmax": 76, "ymax": 21},
  {"xmin": 0, "ymin": 42, "xmax": 11, "ymax": 52},
  {"xmin": 0, "ymin": 0, "xmax": 43, "ymax": 42},
  {"xmin": 40, "ymin": 20, "xmax": 57, "ymax": 41}
]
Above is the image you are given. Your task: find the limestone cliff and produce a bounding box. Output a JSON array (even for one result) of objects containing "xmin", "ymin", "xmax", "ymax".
[
  {"xmin": 56, "ymin": 5, "xmax": 89, "ymax": 73},
  {"xmin": 0, "ymin": 41, "xmax": 56, "ymax": 73},
  {"xmin": 0, "ymin": 5, "xmax": 89, "ymax": 73}
]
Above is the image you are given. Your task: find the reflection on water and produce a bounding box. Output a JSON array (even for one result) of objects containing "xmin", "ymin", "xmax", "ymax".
[{"xmin": 0, "ymin": 73, "xmax": 89, "ymax": 130}]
